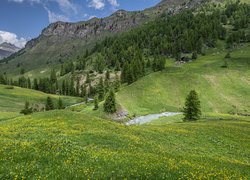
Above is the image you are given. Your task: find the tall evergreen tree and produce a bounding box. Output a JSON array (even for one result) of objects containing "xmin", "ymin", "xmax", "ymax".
[
  {"xmin": 183, "ymin": 90, "xmax": 201, "ymax": 121},
  {"xmin": 20, "ymin": 101, "xmax": 33, "ymax": 115},
  {"xmin": 58, "ymin": 97, "xmax": 64, "ymax": 109},
  {"xmin": 45, "ymin": 97, "xmax": 54, "ymax": 111},
  {"xmin": 114, "ymin": 73, "xmax": 121, "ymax": 92},
  {"xmin": 27, "ymin": 78, "xmax": 31, "ymax": 89},
  {"xmin": 105, "ymin": 70, "xmax": 110, "ymax": 80},
  {"xmin": 85, "ymin": 73, "xmax": 90, "ymax": 84},
  {"xmin": 81, "ymin": 85, "xmax": 87, "ymax": 98},
  {"xmin": 93, "ymin": 96, "xmax": 99, "ymax": 110},
  {"xmin": 104, "ymin": 89, "xmax": 116, "ymax": 113},
  {"xmin": 50, "ymin": 69, "xmax": 57, "ymax": 83},
  {"xmin": 97, "ymin": 77, "xmax": 105, "ymax": 101}
]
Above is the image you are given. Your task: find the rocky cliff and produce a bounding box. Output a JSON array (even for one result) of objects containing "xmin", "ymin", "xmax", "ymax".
[{"xmin": 0, "ymin": 0, "xmax": 210, "ymax": 74}]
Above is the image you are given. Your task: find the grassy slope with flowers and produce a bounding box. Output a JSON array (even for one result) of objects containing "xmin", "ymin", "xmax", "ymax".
[
  {"xmin": 116, "ymin": 44, "xmax": 250, "ymax": 116},
  {"xmin": 0, "ymin": 84, "xmax": 82, "ymax": 114},
  {"xmin": 0, "ymin": 110, "xmax": 249, "ymax": 179}
]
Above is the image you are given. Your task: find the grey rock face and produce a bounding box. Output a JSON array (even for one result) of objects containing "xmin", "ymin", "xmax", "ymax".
[{"xmin": 0, "ymin": 42, "xmax": 20, "ymax": 60}]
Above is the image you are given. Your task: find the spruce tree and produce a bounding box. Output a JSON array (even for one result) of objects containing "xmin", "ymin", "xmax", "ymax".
[
  {"xmin": 114, "ymin": 73, "xmax": 121, "ymax": 92},
  {"xmin": 45, "ymin": 97, "xmax": 54, "ymax": 111},
  {"xmin": 76, "ymin": 77, "xmax": 80, "ymax": 96},
  {"xmin": 81, "ymin": 85, "xmax": 87, "ymax": 98},
  {"xmin": 121, "ymin": 62, "xmax": 129, "ymax": 83},
  {"xmin": 27, "ymin": 78, "xmax": 31, "ymax": 89},
  {"xmin": 104, "ymin": 89, "xmax": 116, "ymax": 113},
  {"xmin": 62, "ymin": 80, "xmax": 66, "ymax": 95},
  {"xmin": 183, "ymin": 90, "xmax": 201, "ymax": 121},
  {"xmin": 105, "ymin": 70, "xmax": 110, "ymax": 80},
  {"xmin": 192, "ymin": 52, "xmax": 198, "ymax": 60},
  {"xmin": 50, "ymin": 69, "xmax": 57, "ymax": 83},
  {"xmin": 20, "ymin": 101, "xmax": 33, "ymax": 115},
  {"xmin": 85, "ymin": 73, "xmax": 90, "ymax": 84},
  {"xmin": 93, "ymin": 96, "xmax": 99, "ymax": 110},
  {"xmin": 84, "ymin": 93, "xmax": 89, "ymax": 104},
  {"xmin": 127, "ymin": 65, "xmax": 134, "ymax": 84},
  {"xmin": 69, "ymin": 78, "xmax": 75, "ymax": 96},
  {"xmin": 97, "ymin": 77, "xmax": 105, "ymax": 100},
  {"xmin": 58, "ymin": 98, "xmax": 64, "ymax": 109},
  {"xmin": 225, "ymin": 52, "xmax": 231, "ymax": 59}
]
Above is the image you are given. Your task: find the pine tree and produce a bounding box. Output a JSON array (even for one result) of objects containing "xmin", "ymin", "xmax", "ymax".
[
  {"xmin": 76, "ymin": 77, "xmax": 80, "ymax": 96},
  {"xmin": 50, "ymin": 69, "xmax": 57, "ymax": 83},
  {"xmin": 105, "ymin": 70, "xmax": 110, "ymax": 80},
  {"xmin": 84, "ymin": 93, "xmax": 89, "ymax": 104},
  {"xmin": 69, "ymin": 78, "xmax": 75, "ymax": 96},
  {"xmin": 115, "ymin": 60, "xmax": 121, "ymax": 71},
  {"xmin": 97, "ymin": 77, "xmax": 105, "ymax": 101},
  {"xmin": 192, "ymin": 52, "xmax": 198, "ymax": 60},
  {"xmin": 85, "ymin": 73, "xmax": 90, "ymax": 84},
  {"xmin": 58, "ymin": 97, "xmax": 64, "ymax": 109},
  {"xmin": 20, "ymin": 68, "xmax": 25, "ymax": 75},
  {"xmin": 103, "ymin": 89, "xmax": 116, "ymax": 113},
  {"xmin": 121, "ymin": 62, "xmax": 129, "ymax": 83},
  {"xmin": 93, "ymin": 96, "xmax": 99, "ymax": 110},
  {"xmin": 81, "ymin": 85, "xmax": 87, "ymax": 98},
  {"xmin": 62, "ymin": 80, "xmax": 66, "ymax": 95},
  {"xmin": 60, "ymin": 64, "xmax": 65, "ymax": 76},
  {"xmin": 45, "ymin": 97, "xmax": 54, "ymax": 111},
  {"xmin": 20, "ymin": 101, "xmax": 33, "ymax": 115},
  {"xmin": 225, "ymin": 52, "xmax": 231, "ymax": 59},
  {"xmin": 183, "ymin": 90, "xmax": 201, "ymax": 121},
  {"xmin": 127, "ymin": 65, "xmax": 134, "ymax": 84},
  {"xmin": 114, "ymin": 73, "xmax": 121, "ymax": 92},
  {"xmin": 27, "ymin": 78, "xmax": 31, "ymax": 89}
]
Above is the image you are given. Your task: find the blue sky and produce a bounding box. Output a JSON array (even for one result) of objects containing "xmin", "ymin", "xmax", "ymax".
[{"xmin": 0, "ymin": 0, "xmax": 160, "ymax": 47}]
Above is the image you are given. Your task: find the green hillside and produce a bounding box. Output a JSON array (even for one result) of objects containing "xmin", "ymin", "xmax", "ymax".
[
  {"xmin": 0, "ymin": 84, "xmax": 81, "ymax": 113},
  {"xmin": 0, "ymin": 110, "xmax": 249, "ymax": 179},
  {"xmin": 117, "ymin": 44, "xmax": 250, "ymax": 116}
]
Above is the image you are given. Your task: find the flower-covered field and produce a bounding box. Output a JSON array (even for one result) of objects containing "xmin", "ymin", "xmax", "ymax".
[{"xmin": 0, "ymin": 111, "xmax": 249, "ymax": 179}]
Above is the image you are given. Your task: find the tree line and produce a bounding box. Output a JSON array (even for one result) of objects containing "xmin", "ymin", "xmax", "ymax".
[{"xmin": 20, "ymin": 97, "xmax": 64, "ymax": 115}]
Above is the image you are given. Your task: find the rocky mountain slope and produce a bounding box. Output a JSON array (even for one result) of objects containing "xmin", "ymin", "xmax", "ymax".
[
  {"xmin": 0, "ymin": 42, "xmax": 20, "ymax": 60},
  {"xmin": 0, "ymin": 0, "xmax": 209, "ymax": 75}
]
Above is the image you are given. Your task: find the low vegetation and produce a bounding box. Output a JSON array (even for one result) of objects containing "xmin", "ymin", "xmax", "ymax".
[
  {"xmin": 0, "ymin": 111, "xmax": 249, "ymax": 179},
  {"xmin": 0, "ymin": 84, "xmax": 81, "ymax": 113}
]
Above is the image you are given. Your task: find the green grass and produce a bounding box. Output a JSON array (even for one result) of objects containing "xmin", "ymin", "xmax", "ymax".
[
  {"xmin": 0, "ymin": 110, "xmax": 249, "ymax": 179},
  {"xmin": 149, "ymin": 113, "xmax": 250, "ymax": 125},
  {"xmin": 117, "ymin": 44, "xmax": 250, "ymax": 116},
  {"xmin": 0, "ymin": 112, "xmax": 21, "ymax": 121},
  {"xmin": 0, "ymin": 84, "xmax": 82, "ymax": 113}
]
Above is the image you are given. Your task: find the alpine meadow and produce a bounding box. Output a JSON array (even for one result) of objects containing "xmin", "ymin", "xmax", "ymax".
[{"xmin": 0, "ymin": 0, "xmax": 249, "ymax": 179}]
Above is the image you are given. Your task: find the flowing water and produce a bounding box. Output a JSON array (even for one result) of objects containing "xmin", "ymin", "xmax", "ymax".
[{"xmin": 125, "ymin": 112, "xmax": 182, "ymax": 125}]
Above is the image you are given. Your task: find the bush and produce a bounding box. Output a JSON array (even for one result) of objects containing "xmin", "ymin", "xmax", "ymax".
[{"xmin": 5, "ymin": 86, "xmax": 14, "ymax": 89}]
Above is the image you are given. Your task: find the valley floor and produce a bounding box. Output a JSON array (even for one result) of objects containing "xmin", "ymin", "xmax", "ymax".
[{"xmin": 0, "ymin": 44, "xmax": 249, "ymax": 179}]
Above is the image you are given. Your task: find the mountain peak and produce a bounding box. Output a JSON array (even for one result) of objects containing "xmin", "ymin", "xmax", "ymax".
[
  {"xmin": 0, "ymin": 42, "xmax": 20, "ymax": 60},
  {"xmin": 0, "ymin": 42, "xmax": 20, "ymax": 52}
]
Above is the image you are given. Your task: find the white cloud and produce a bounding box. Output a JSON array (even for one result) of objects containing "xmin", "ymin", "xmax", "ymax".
[
  {"xmin": 44, "ymin": 7, "xmax": 70, "ymax": 23},
  {"xmin": 8, "ymin": 0, "xmax": 24, "ymax": 2},
  {"xmin": 8, "ymin": 0, "xmax": 40, "ymax": 3},
  {"xmin": 0, "ymin": 30, "xmax": 27, "ymax": 48},
  {"xmin": 107, "ymin": 0, "xmax": 119, "ymax": 7},
  {"xmin": 88, "ymin": 15, "xmax": 97, "ymax": 19},
  {"xmin": 54, "ymin": 0, "xmax": 77, "ymax": 14},
  {"xmin": 8, "ymin": 0, "xmax": 78, "ymax": 23},
  {"xmin": 88, "ymin": 0, "xmax": 105, "ymax": 10},
  {"xmin": 48, "ymin": 10, "xmax": 69, "ymax": 23}
]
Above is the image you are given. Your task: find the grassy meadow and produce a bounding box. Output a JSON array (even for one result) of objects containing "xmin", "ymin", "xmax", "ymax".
[
  {"xmin": 0, "ymin": 110, "xmax": 249, "ymax": 179},
  {"xmin": 116, "ymin": 44, "xmax": 250, "ymax": 116},
  {"xmin": 0, "ymin": 84, "xmax": 82, "ymax": 113}
]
